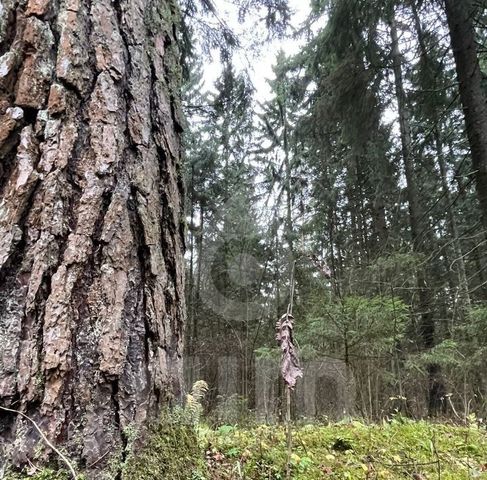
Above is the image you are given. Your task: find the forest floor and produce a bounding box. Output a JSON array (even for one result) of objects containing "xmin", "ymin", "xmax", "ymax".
[
  {"xmin": 5, "ymin": 417, "xmax": 487, "ymax": 479},
  {"xmin": 202, "ymin": 418, "xmax": 487, "ymax": 479}
]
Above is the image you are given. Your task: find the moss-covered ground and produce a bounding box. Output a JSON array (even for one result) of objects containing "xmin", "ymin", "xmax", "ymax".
[
  {"xmin": 203, "ymin": 418, "xmax": 487, "ymax": 479},
  {"xmin": 4, "ymin": 417, "xmax": 487, "ymax": 479}
]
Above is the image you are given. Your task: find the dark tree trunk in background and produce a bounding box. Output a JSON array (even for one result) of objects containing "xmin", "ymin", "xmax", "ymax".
[
  {"xmin": 390, "ymin": 13, "xmax": 444, "ymax": 416},
  {"xmin": 412, "ymin": 3, "xmax": 471, "ymax": 314},
  {"xmin": 390, "ymin": 17, "xmax": 421, "ymax": 246},
  {"xmin": 445, "ymin": 0, "xmax": 487, "ymax": 234},
  {"xmin": 0, "ymin": 0, "xmax": 185, "ymax": 475}
]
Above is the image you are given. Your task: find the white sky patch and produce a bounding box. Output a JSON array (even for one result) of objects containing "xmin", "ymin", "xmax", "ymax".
[
  {"xmin": 202, "ymin": 0, "xmax": 317, "ymax": 102},
  {"xmin": 192, "ymin": 1, "xmax": 329, "ymax": 235}
]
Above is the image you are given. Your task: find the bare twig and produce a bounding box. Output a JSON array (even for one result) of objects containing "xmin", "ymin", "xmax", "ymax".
[
  {"xmin": 0, "ymin": 406, "xmax": 77, "ymax": 479},
  {"xmin": 286, "ymin": 260, "xmax": 296, "ymax": 480},
  {"xmin": 432, "ymin": 434, "xmax": 441, "ymax": 480},
  {"xmin": 87, "ymin": 449, "xmax": 111, "ymax": 469},
  {"xmin": 285, "ymin": 386, "xmax": 292, "ymax": 480},
  {"xmin": 446, "ymin": 395, "xmax": 462, "ymax": 421}
]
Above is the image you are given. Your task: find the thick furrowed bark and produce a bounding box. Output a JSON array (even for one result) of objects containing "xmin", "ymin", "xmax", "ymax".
[{"xmin": 0, "ymin": 0, "xmax": 185, "ymax": 475}]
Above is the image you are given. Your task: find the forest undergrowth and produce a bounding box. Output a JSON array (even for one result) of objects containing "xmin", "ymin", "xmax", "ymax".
[
  {"xmin": 202, "ymin": 417, "xmax": 487, "ymax": 480},
  {"xmin": 5, "ymin": 415, "xmax": 487, "ymax": 479}
]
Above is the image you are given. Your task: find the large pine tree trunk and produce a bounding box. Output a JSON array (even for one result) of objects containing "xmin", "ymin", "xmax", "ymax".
[
  {"xmin": 0, "ymin": 0, "xmax": 185, "ymax": 474},
  {"xmin": 445, "ymin": 0, "xmax": 487, "ymax": 234}
]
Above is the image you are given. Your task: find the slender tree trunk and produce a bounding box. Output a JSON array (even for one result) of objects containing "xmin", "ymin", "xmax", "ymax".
[
  {"xmin": 371, "ymin": 186, "xmax": 388, "ymax": 249},
  {"xmin": 187, "ymin": 167, "xmax": 196, "ymax": 356},
  {"xmin": 279, "ymin": 97, "xmax": 294, "ymax": 257},
  {"xmin": 275, "ymin": 224, "xmax": 281, "ymax": 318},
  {"xmin": 390, "ymin": 18, "xmax": 422, "ymax": 246},
  {"xmin": 434, "ymin": 130, "xmax": 471, "ymax": 311},
  {"xmin": 411, "ymin": 3, "xmax": 471, "ymax": 312},
  {"xmin": 0, "ymin": 0, "xmax": 185, "ymax": 475},
  {"xmin": 196, "ymin": 203, "xmax": 204, "ymax": 305},
  {"xmin": 390, "ymin": 12, "xmax": 444, "ymax": 416},
  {"xmin": 445, "ymin": 0, "xmax": 487, "ymax": 234},
  {"xmin": 328, "ymin": 203, "xmax": 341, "ymax": 299}
]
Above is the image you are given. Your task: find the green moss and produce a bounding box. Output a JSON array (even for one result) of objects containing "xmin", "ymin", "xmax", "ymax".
[
  {"xmin": 145, "ymin": 0, "xmax": 183, "ymax": 77},
  {"xmin": 202, "ymin": 418, "xmax": 487, "ymax": 479},
  {"xmin": 3, "ymin": 468, "xmax": 72, "ymax": 480},
  {"xmin": 122, "ymin": 413, "xmax": 207, "ymax": 480},
  {"xmin": 144, "ymin": 0, "xmax": 179, "ymax": 36}
]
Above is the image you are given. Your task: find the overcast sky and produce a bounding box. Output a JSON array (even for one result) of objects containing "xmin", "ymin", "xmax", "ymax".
[{"xmin": 203, "ymin": 0, "xmax": 314, "ymax": 101}]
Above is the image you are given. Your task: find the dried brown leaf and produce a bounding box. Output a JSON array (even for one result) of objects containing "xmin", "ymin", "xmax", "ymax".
[{"xmin": 275, "ymin": 313, "xmax": 303, "ymax": 389}]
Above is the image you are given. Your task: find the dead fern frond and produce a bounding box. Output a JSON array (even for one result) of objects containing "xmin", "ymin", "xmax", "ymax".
[
  {"xmin": 185, "ymin": 380, "xmax": 208, "ymax": 422},
  {"xmin": 191, "ymin": 380, "xmax": 209, "ymax": 402}
]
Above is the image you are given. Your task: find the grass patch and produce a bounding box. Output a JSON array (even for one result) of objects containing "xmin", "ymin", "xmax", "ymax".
[
  {"xmin": 4, "ymin": 418, "xmax": 487, "ymax": 479},
  {"xmin": 203, "ymin": 418, "xmax": 487, "ymax": 479}
]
